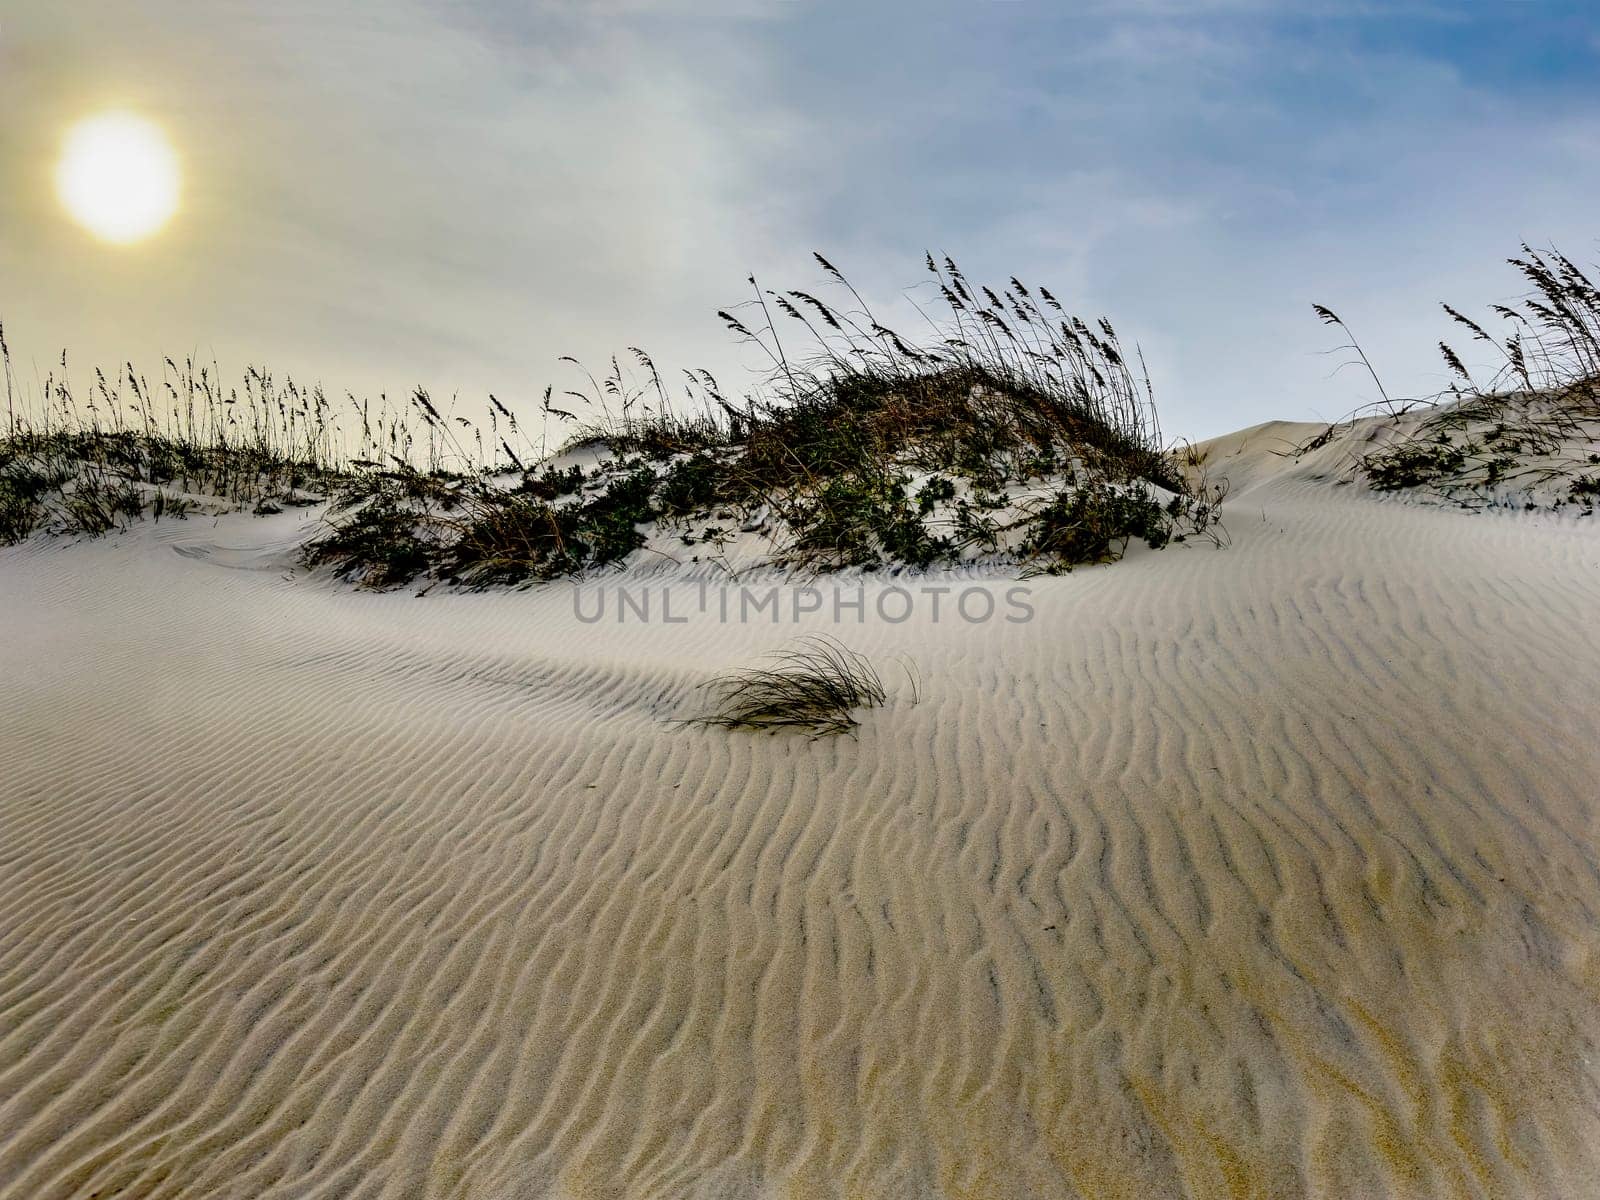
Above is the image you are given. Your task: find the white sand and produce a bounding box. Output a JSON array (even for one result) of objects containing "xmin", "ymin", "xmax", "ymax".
[{"xmin": 3, "ymin": 424, "xmax": 1600, "ymax": 1199}]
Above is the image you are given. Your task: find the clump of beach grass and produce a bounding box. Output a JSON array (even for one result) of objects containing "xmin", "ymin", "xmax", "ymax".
[
  {"xmin": 697, "ymin": 636, "xmax": 888, "ymax": 736},
  {"xmin": 1305, "ymin": 244, "xmax": 1600, "ymax": 507}
]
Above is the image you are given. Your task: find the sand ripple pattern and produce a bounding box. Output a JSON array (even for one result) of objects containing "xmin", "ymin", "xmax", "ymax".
[{"xmin": 3, "ymin": 485, "xmax": 1600, "ymax": 1199}]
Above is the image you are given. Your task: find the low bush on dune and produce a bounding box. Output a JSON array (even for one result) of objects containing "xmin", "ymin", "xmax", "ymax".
[
  {"xmin": 0, "ymin": 431, "xmax": 220, "ymax": 543},
  {"xmin": 1023, "ymin": 479, "xmax": 1182, "ymax": 566},
  {"xmin": 303, "ymin": 255, "xmax": 1225, "ymax": 586},
  {"xmin": 307, "ymin": 489, "xmax": 441, "ymax": 588},
  {"xmin": 1307, "ymin": 245, "xmax": 1600, "ymax": 510},
  {"xmin": 1362, "ymin": 438, "xmax": 1470, "ymax": 491}
]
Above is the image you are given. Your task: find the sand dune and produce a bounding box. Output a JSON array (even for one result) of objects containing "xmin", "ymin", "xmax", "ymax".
[{"xmin": 3, "ymin": 432, "xmax": 1600, "ymax": 1199}]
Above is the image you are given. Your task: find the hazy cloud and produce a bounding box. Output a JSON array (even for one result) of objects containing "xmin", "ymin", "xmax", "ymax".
[{"xmin": 3, "ymin": 0, "xmax": 1598, "ymax": 437}]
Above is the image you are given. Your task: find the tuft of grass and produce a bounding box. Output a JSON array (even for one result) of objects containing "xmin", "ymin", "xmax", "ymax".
[
  {"xmin": 697, "ymin": 636, "xmax": 888, "ymax": 736},
  {"xmin": 60, "ymin": 472, "xmax": 144, "ymax": 536},
  {"xmin": 1568, "ymin": 473, "xmax": 1600, "ymax": 505}
]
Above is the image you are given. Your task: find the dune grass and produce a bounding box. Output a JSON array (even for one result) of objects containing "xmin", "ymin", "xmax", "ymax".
[
  {"xmin": 0, "ymin": 332, "xmax": 374, "ymax": 543},
  {"xmin": 0, "ymin": 316, "xmax": 531, "ymax": 545},
  {"xmin": 697, "ymin": 636, "xmax": 888, "ymax": 736},
  {"xmin": 303, "ymin": 255, "xmax": 1222, "ymax": 585},
  {"xmin": 1, "ymin": 253, "xmax": 1223, "ymax": 572},
  {"xmin": 1308, "ymin": 244, "xmax": 1600, "ymax": 506}
]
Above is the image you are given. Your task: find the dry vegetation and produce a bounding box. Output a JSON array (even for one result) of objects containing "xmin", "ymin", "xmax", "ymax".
[
  {"xmin": 0, "ymin": 333, "xmax": 361, "ymax": 543},
  {"xmin": 303, "ymin": 255, "xmax": 1225, "ymax": 585},
  {"xmin": 696, "ymin": 636, "xmax": 889, "ymax": 736},
  {"xmin": 2, "ymin": 254, "xmax": 1226, "ymax": 581},
  {"xmin": 1306, "ymin": 245, "xmax": 1600, "ymax": 510}
]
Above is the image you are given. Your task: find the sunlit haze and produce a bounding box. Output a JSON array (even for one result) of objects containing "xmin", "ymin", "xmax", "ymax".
[
  {"xmin": 55, "ymin": 112, "xmax": 180, "ymax": 244},
  {"xmin": 3, "ymin": 1, "xmax": 1598, "ymax": 439}
]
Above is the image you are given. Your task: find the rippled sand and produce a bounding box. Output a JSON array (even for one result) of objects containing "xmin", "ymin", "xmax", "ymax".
[{"xmin": 3, "ymin": 429, "xmax": 1599, "ymax": 1198}]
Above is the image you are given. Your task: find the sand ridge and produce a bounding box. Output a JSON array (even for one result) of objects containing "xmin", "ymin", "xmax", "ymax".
[{"xmin": 2, "ymin": 449, "xmax": 1600, "ymax": 1198}]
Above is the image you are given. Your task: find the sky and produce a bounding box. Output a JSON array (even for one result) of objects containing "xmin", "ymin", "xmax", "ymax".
[{"xmin": 2, "ymin": 0, "xmax": 1598, "ymax": 441}]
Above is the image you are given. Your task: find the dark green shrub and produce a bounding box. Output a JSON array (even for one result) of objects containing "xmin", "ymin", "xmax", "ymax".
[
  {"xmin": 657, "ymin": 454, "xmax": 722, "ymax": 516},
  {"xmin": 1024, "ymin": 482, "xmax": 1169, "ymax": 568},
  {"xmin": 516, "ymin": 462, "xmax": 585, "ymax": 500},
  {"xmin": 782, "ymin": 470, "xmax": 952, "ymax": 569},
  {"xmin": 1362, "ymin": 440, "xmax": 1469, "ymax": 490},
  {"xmin": 62, "ymin": 475, "xmax": 144, "ymax": 536},
  {"xmin": 573, "ymin": 467, "xmax": 657, "ymax": 565},
  {"xmin": 0, "ymin": 479, "xmax": 41, "ymax": 544},
  {"xmin": 916, "ymin": 476, "xmax": 956, "ymax": 515},
  {"xmin": 305, "ymin": 497, "xmax": 438, "ymax": 587}
]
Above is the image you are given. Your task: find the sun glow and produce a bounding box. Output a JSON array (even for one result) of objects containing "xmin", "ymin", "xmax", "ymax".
[{"xmin": 56, "ymin": 112, "xmax": 180, "ymax": 244}]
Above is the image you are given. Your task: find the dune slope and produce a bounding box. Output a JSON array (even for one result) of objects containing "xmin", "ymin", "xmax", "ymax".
[{"xmin": 2, "ymin": 431, "xmax": 1599, "ymax": 1199}]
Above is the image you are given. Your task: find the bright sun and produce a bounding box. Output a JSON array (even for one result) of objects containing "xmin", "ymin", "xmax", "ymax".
[{"xmin": 56, "ymin": 112, "xmax": 180, "ymax": 245}]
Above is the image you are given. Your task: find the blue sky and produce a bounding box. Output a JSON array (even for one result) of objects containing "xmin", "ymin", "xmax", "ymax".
[{"xmin": 3, "ymin": 1, "xmax": 1598, "ymax": 438}]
